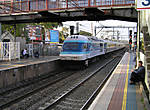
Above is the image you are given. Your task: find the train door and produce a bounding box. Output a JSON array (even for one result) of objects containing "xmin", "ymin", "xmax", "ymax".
[
  {"xmin": 83, "ymin": 43, "xmax": 88, "ymax": 59},
  {"xmin": 87, "ymin": 43, "xmax": 91, "ymax": 59},
  {"xmin": 83, "ymin": 43, "xmax": 89, "ymax": 67},
  {"xmin": 100, "ymin": 43, "xmax": 103, "ymax": 54},
  {"xmin": 104, "ymin": 43, "xmax": 107, "ymax": 53},
  {"xmin": 89, "ymin": 43, "xmax": 94, "ymax": 57}
]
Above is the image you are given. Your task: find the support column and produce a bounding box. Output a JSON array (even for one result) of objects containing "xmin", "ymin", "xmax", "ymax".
[
  {"xmin": 14, "ymin": 24, "xmax": 16, "ymax": 42},
  {"xmin": 0, "ymin": 23, "xmax": 1, "ymax": 38},
  {"xmin": 94, "ymin": 26, "xmax": 96, "ymax": 36},
  {"xmin": 88, "ymin": 0, "xmax": 90, "ymax": 7},
  {"xmin": 113, "ymin": 27, "xmax": 114, "ymax": 40},
  {"xmin": 76, "ymin": 22, "xmax": 79, "ymax": 34},
  {"xmin": 137, "ymin": 12, "xmax": 140, "ymax": 63},
  {"xmin": 66, "ymin": 0, "xmax": 68, "ymax": 8}
]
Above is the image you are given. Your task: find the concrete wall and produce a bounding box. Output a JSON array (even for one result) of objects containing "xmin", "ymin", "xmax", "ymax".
[
  {"xmin": 146, "ymin": 10, "xmax": 150, "ymax": 35},
  {"xmin": 0, "ymin": 60, "xmax": 60, "ymax": 89},
  {"xmin": 139, "ymin": 9, "xmax": 150, "ymax": 100},
  {"xmin": 140, "ymin": 10, "xmax": 150, "ymax": 35}
]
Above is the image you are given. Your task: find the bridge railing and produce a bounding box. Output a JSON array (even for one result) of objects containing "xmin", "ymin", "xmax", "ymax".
[{"xmin": 0, "ymin": 0, "xmax": 135, "ymax": 14}]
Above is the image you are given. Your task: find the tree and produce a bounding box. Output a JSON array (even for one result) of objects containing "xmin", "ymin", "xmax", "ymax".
[
  {"xmin": 79, "ymin": 30, "xmax": 92, "ymax": 36},
  {"xmin": 2, "ymin": 22, "xmax": 60, "ymax": 39},
  {"xmin": 39, "ymin": 22, "xmax": 59, "ymax": 29},
  {"xmin": 59, "ymin": 27, "xmax": 69, "ymax": 43}
]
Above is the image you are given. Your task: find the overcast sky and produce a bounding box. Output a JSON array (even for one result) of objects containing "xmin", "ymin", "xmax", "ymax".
[{"xmin": 62, "ymin": 20, "xmax": 137, "ymax": 40}]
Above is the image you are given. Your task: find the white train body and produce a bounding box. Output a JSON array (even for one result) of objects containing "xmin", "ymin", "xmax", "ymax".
[
  {"xmin": 60, "ymin": 35, "xmax": 105, "ymax": 61},
  {"xmin": 60, "ymin": 35, "xmax": 124, "ymax": 63}
]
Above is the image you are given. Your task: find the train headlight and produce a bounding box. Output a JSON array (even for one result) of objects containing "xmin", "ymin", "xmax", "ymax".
[
  {"xmin": 73, "ymin": 56, "xmax": 78, "ymax": 59},
  {"xmin": 60, "ymin": 56, "xmax": 65, "ymax": 59}
]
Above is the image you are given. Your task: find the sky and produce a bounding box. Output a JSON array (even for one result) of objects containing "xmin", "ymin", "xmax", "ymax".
[{"xmin": 62, "ymin": 20, "xmax": 137, "ymax": 41}]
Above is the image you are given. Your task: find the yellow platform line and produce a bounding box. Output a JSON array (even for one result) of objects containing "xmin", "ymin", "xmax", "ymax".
[
  {"xmin": 122, "ymin": 54, "xmax": 130, "ymax": 110},
  {"xmin": 11, "ymin": 64, "xmax": 25, "ymax": 67}
]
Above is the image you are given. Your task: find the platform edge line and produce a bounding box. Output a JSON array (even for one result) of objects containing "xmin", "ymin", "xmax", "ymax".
[{"xmin": 122, "ymin": 54, "xmax": 130, "ymax": 110}]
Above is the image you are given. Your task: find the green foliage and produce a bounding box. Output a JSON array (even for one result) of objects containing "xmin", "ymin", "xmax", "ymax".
[
  {"xmin": 79, "ymin": 30, "xmax": 92, "ymax": 36},
  {"xmin": 59, "ymin": 27, "xmax": 69, "ymax": 43},
  {"xmin": 1, "ymin": 22, "xmax": 59, "ymax": 39},
  {"xmin": 2, "ymin": 24, "xmax": 14, "ymax": 34},
  {"xmin": 39, "ymin": 22, "xmax": 59, "ymax": 29},
  {"xmin": 59, "ymin": 31, "xmax": 64, "ymax": 43},
  {"xmin": 140, "ymin": 37, "xmax": 145, "ymax": 53}
]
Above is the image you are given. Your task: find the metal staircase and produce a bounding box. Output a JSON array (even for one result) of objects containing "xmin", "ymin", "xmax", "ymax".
[{"xmin": 142, "ymin": 27, "xmax": 150, "ymax": 101}]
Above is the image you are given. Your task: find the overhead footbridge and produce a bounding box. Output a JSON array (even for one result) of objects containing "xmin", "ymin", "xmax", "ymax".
[{"xmin": 0, "ymin": 0, "xmax": 137, "ymax": 24}]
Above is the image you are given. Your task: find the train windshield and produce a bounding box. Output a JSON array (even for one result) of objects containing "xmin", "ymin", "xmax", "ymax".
[{"xmin": 63, "ymin": 42, "xmax": 85, "ymax": 52}]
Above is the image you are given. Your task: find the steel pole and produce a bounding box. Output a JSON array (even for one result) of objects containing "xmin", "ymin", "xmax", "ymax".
[
  {"xmin": 94, "ymin": 26, "xmax": 96, "ymax": 36},
  {"xmin": 137, "ymin": 11, "xmax": 140, "ymax": 61},
  {"xmin": 0, "ymin": 23, "xmax": 1, "ymax": 38},
  {"xmin": 14, "ymin": 24, "xmax": 16, "ymax": 42},
  {"xmin": 76, "ymin": 22, "xmax": 79, "ymax": 34}
]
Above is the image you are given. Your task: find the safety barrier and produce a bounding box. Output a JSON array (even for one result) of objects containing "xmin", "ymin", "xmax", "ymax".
[
  {"xmin": 0, "ymin": 0, "xmax": 135, "ymax": 14},
  {"xmin": 0, "ymin": 42, "xmax": 20, "ymax": 61}
]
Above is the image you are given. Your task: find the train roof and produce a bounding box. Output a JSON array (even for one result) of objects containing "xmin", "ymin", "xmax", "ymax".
[
  {"xmin": 65, "ymin": 35, "xmax": 124, "ymax": 44},
  {"xmin": 66, "ymin": 35, "xmax": 104, "ymax": 42}
]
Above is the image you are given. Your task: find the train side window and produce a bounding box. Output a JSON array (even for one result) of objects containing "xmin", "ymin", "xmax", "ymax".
[
  {"xmin": 83, "ymin": 44, "xmax": 87, "ymax": 49},
  {"xmin": 100, "ymin": 43, "xmax": 103, "ymax": 52},
  {"xmin": 100, "ymin": 43, "xmax": 103, "ymax": 47},
  {"xmin": 87, "ymin": 43, "xmax": 91, "ymax": 51},
  {"xmin": 104, "ymin": 43, "xmax": 107, "ymax": 48}
]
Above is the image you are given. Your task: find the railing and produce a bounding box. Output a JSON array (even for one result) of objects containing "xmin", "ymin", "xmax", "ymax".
[
  {"xmin": 0, "ymin": 42, "xmax": 20, "ymax": 61},
  {"xmin": 0, "ymin": 0, "xmax": 135, "ymax": 14}
]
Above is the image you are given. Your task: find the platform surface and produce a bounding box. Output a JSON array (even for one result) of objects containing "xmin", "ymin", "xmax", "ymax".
[
  {"xmin": 0, "ymin": 56, "xmax": 59, "ymax": 71},
  {"xmin": 88, "ymin": 52, "xmax": 145, "ymax": 110}
]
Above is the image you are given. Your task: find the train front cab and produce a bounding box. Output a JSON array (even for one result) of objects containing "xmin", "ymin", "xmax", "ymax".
[{"xmin": 60, "ymin": 40, "xmax": 90, "ymax": 68}]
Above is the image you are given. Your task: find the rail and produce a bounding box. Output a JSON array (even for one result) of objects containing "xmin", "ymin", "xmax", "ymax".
[
  {"xmin": 0, "ymin": 0, "xmax": 135, "ymax": 14},
  {"xmin": 80, "ymin": 57, "xmax": 120, "ymax": 110},
  {"xmin": 42, "ymin": 57, "xmax": 119, "ymax": 110}
]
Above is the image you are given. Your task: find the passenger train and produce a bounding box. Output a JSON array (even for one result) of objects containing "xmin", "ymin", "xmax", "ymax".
[{"xmin": 59, "ymin": 35, "xmax": 124, "ymax": 67}]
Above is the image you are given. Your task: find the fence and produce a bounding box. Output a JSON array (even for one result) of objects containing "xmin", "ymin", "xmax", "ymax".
[
  {"xmin": 0, "ymin": 42, "xmax": 20, "ymax": 61},
  {"xmin": 26, "ymin": 43, "xmax": 61, "ymax": 57}
]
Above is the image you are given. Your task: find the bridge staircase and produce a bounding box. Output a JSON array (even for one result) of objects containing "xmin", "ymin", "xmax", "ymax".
[{"xmin": 142, "ymin": 27, "xmax": 150, "ymax": 101}]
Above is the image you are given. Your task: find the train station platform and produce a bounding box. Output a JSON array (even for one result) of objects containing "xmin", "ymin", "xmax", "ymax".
[
  {"xmin": 0, "ymin": 56, "xmax": 60, "ymax": 90},
  {"xmin": 88, "ymin": 52, "xmax": 150, "ymax": 110},
  {"xmin": 0, "ymin": 56, "xmax": 59, "ymax": 71}
]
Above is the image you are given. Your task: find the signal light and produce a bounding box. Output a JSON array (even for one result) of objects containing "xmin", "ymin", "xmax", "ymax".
[
  {"xmin": 70, "ymin": 26, "xmax": 74, "ymax": 35},
  {"xmin": 129, "ymin": 39, "xmax": 132, "ymax": 44},
  {"xmin": 129, "ymin": 30, "xmax": 132, "ymax": 45},
  {"xmin": 129, "ymin": 30, "xmax": 132, "ymax": 38},
  {"xmin": 134, "ymin": 32, "xmax": 137, "ymax": 38}
]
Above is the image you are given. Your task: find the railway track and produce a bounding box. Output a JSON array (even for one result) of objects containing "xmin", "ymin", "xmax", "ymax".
[
  {"xmin": 1, "ymin": 48, "xmax": 126, "ymax": 110},
  {"xmin": 0, "ymin": 70, "xmax": 75, "ymax": 109},
  {"xmin": 39, "ymin": 54, "xmax": 122, "ymax": 110}
]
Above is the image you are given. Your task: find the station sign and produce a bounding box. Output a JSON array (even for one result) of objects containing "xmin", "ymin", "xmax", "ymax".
[
  {"xmin": 45, "ymin": 29, "xmax": 59, "ymax": 43},
  {"xmin": 136, "ymin": 0, "xmax": 150, "ymax": 10},
  {"xmin": 26, "ymin": 25, "xmax": 42, "ymax": 41},
  {"xmin": 50, "ymin": 30, "xmax": 59, "ymax": 43}
]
